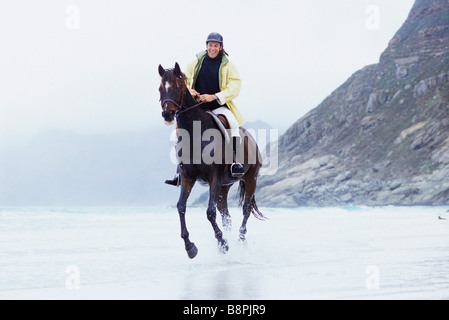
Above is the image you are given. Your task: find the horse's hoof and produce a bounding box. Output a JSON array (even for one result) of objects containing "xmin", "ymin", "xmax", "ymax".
[
  {"xmin": 223, "ymin": 223, "xmax": 232, "ymax": 232},
  {"xmin": 218, "ymin": 239, "xmax": 229, "ymax": 254},
  {"xmin": 186, "ymin": 243, "xmax": 198, "ymax": 259}
]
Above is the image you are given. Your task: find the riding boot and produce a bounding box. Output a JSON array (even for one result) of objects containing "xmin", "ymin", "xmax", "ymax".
[
  {"xmin": 165, "ymin": 174, "xmax": 180, "ymax": 187},
  {"xmin": 231, "ymin": 137, "xmax": 244, "ymax": 177},
  {"xmin": 165, "ymin": 165, "xmax": 181, "ymax": 187}
]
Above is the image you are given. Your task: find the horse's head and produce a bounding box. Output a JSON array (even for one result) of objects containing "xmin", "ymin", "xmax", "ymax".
[{"xmin": 158, "ymin": 62, "xmax": 187, "ymax": 125}]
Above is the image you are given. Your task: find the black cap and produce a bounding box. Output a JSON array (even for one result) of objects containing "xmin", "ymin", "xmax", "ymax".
[{"xmin": 206, "ymin": 32, "xmax": 223, "ymax": 45}]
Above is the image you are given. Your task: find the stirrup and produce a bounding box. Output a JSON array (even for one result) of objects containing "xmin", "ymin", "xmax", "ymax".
[
  {"xmin": 165, "ymin": 174, "xmax": 180, "ymax": 187},
  {"xmin": 231, "ymin": 162, "xmax": 244, "ymax": 177}
]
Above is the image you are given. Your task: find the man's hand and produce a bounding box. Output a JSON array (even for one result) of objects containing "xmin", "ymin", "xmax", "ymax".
[
  {"xmin": 197, "ymin": 94, "xmax": 216, "ymax": 103},
  {"xmin": 189, "ymin": 88, "xmax": 200, "ymax": 98}
]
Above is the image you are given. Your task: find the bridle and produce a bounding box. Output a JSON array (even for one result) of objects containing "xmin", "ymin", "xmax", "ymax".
[
  {"xmin": 161, "ymin": 88, "xmax": 204, "ymax": 118},
  {"xmin": 161, "ymin": 98, "xmax": 181, "ymax": 109}
]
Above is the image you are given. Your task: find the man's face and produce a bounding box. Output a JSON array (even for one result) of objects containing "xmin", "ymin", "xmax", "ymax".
[{"xmin": 207, "ymin": 42, "xmax": 222, "ymax": 59}]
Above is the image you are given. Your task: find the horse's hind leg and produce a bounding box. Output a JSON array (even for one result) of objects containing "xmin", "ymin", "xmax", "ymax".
[
  {"xmin": 239, "ymin": 178, "xmax": 257, "ymax": 242},
  {"xmin": 217, "ymin": 185, "xmax": 232, "ymax": 232},
  {"xmin": 207, "ymin": 177, "xmax": 229, "ymax": 254},
  {"xmin": 177, "ymin": 175, "xmax": 197, "ymax": 259}
]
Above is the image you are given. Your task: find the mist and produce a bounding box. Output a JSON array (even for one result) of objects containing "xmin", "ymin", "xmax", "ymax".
[{"xmin": 0, "ymin": 0, "xmax": 415, "ymax": 206}]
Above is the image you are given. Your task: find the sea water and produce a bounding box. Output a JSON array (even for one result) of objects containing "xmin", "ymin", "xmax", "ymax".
[{"xmin": 0, "ymin": 206, "xmax": 448, "ymax": 300}]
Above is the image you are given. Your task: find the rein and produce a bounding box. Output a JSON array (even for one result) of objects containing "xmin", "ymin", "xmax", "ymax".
[
  {"xmin": 161, "ymin": 97, "xmax": 204, "ymax": 117},
  {"xmin": 175, "ymin": 101, "xmax": 205, "ymax": 116}
]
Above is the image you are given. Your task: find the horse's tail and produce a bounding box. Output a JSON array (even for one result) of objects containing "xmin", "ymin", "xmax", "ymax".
[{"xmin": 238, "ymin": 180, "xmax": 266, "ymax": 220}]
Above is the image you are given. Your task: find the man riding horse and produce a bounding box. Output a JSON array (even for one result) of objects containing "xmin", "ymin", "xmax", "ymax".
[{"xmin": 165, "ymin": 32, "xmax": 245, "ymax": 186}]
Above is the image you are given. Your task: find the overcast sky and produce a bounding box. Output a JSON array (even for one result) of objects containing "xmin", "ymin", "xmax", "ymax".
[{"xmin": 0, "ymin": 0, "xmax": 415, "ymax": 147}]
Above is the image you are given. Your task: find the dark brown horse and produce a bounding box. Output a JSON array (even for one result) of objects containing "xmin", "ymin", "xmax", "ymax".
[{"xmin": 158, "ymin": 62, "xmax": 265, "ymax": 259}]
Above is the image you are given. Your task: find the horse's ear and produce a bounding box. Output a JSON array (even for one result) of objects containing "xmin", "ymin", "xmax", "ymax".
[
  {"xmin": 158, "ymin": 64, "xmax": 165, "ymax": 77},
  {"xmin": 174, "ymin": 62, "xmax": 181, "ymax": 77}
]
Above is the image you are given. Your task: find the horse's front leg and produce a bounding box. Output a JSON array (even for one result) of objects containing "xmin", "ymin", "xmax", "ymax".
[
  {"xmin": 177, "ymin": 174, "xmax": 197, "ymax": 259},
  {"xmin": 217, "ymin": 185, "xmax": 232, "ymax": 231},
  {"xmin": 207, "ymin": 176, "xmax": 229, "ymax": 254}
]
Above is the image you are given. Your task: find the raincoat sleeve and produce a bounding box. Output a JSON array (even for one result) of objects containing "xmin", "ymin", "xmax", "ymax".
[
  {"xmin": 215, "ymin": 62, "xmax": 241, "ymax": 106},
  {"xmin": 185, "ymin": 60, "xmax": 198, "ymax": 89}
]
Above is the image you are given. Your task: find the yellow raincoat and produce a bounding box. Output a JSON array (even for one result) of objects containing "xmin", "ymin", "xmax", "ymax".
[{"xmin": 185, "ymin": 51, "xmax": 245, "ymax": 127}]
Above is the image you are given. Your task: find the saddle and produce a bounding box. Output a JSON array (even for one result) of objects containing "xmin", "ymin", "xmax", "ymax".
[
  {"xmin": 206, "ymin": 111, "xmax": 231, "ymax": 144},
  {"xmin": 217, "ymin": 114, "xmax": 230, "ymax": 129}
]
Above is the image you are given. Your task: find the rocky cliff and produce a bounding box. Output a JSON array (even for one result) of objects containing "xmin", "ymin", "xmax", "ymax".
[{"xmin": 257, "ymin": 0, "xmax": 449, "ymax": 207}]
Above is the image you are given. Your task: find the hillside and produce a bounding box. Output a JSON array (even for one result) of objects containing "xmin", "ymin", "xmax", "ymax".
[
  {"xmin": 0, "ymin": 120, "xmax": 273, "ymax": 206},
  {"xmin": 0, "ymin": 128, "xmax": 176, "ymax": 206},
  {"xmin": 257, "ymin": 0, "xmax": 449, "ymax": 206}
]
